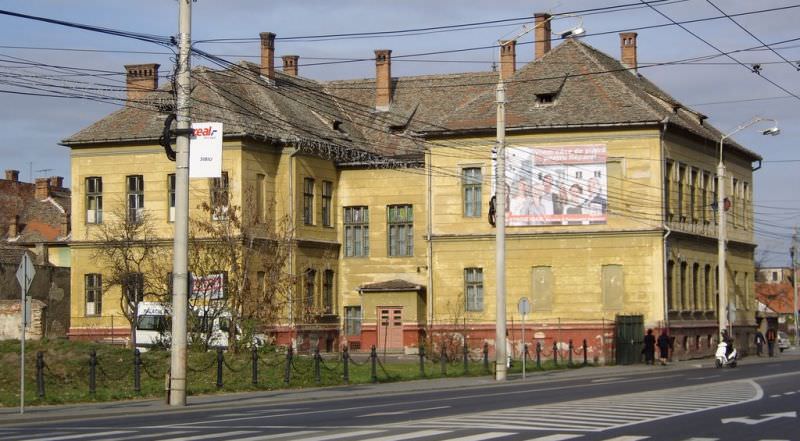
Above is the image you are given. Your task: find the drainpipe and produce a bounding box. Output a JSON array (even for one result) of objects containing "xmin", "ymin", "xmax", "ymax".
[
  {"xmin": 288, "ymin": 147, "xmax": 300, "ymax": 350},
  {"xmin": 426, "ymin": 148, "xmax": 434, "ymax": 333},
  {"xmin": 660, "ymin": 117, "xmax": 671, "ymax": 331}
]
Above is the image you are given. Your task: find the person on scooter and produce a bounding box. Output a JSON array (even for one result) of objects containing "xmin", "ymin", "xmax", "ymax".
[{"xmin": 721, "ymin": 329, "xmax": 734, "ymax": 359}]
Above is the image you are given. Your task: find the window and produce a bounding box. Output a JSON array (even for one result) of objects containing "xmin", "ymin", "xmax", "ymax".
[
  {"xmin": 680, "ymin": 261, "xmax": 688, "ymax": 310},
  {"xmin": 302, "ymin": 178, "xmax": 314, "ymax": 225},
  {"xmin": 677, "ymin": 164, "xmax": 686, "ymax": 221},
  {"xmin": 256, "ymin": 173, "xmax": 266, "ymax": 224},
  {"xmin": 462, "ymin": 168, "xmax": 482, "ymax": 217},
  {"xmin": 704, "ymin": 264, "xmax": 712, "ymax": 311},
  {"xmin": 602, "ymin": 264, "xmax": 624, "ymax": 310},
  {"xmin": 322, "ymin": 180, "xmax": 333, "ymax": 227},
  {"xmin": 535, "ymin": 93, "xmax": 555, "ymax": 105},
  {"xmin": 210, "ymin": 171, "xmax": 229, "ymax": 220},
  {"xmin": 667, "ymin": 260, "xmax": 675, "ymax": 311},
  {"xmin": 464, "ymin": 268, "xmax": 483, "ymax": 311},
  {"xmin": 743, "ymin": 182, "xmax": 751, "ymax": 229},
  {"xmin": 86, "ymin": 177, "xmax": 103, "ymax": 224},
  {"xmin": 532, "ymin": 266, "xmax": 553, "ymax": 311},
  {"xmin": 305, "ymin": 269, "xmax": 316, "ymax": 309},
  {"xmin": 772, "ymin": 271, "xmax": 779, "ymax": 282},
  {"xmin": 692, "ymin": 263, "xmax": 700, "ymax": 311},
  {"xmin": 387, "ymin": 205, "xmax": 413, "ymax": 257},
  {"xmin": 344, "ymin": 306, "xmax": 361, "ymax": 336},
  {"xmin": 344, "ymin": 206, "xmax": 369, "ymax": 257},
  {"xmin": 702, "ymin": 171, "xmax": 711, "ymax": 224},
  {"xmin": 85, "ymin": 274, "xmax": 102, "ymax": 316},
  {"xmin": 123, "ymin": 272, "xmax": 145, "ymax": 304},
  {"xmin": 732, "ymin": 178, "xmax": 739, "ymax": 227},
  {"xmin": 323, "ymin": 269, "xmax": 334, "ymax": 314},
  {"xmin": 127, "ymin": 175, "xmax": 144, "ymax": 223},
  {"xmin": 664, "ymin": 161, "xmax": 673, "ymax": 220},
  {"xmin": 689, "ymin": 168, "xmax": 697, "ymax": 222},
  {"xmin": 167, "ymin": 174, "xmax": 176, "ymax": 222}
]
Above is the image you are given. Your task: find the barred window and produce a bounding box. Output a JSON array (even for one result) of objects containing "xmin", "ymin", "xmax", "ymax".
[
  {"xmin": 303, "ymin": 178, "xmax": 314, "ymax": 225},
  {"xmin": 127, "ymin": 175, "xmax": 144, "ymax": 223},
  {"xmin": 86, "ymin": 177, "xmax": 103, "ymax": 224},
  {"xmin": 85, "ymin": 274, "xmax": 102, "ymax": 316},
  {"xmin": 462, "ymin": 168, "xmax": 482, "ymax": 217},
  {"xmin": 387, "ymin": 205, "xmax": 413, "ymax": 257},
  {"xmin": 344, "ymin": 207, "xmax": 369, "ymax": 257},
  {"xmin": 465, "ymin": 268, "xmax": 483, "ymax": 311},
  {"xmin": 322, "ymin": 180, "xmax": 333, "ymax": 227},
  {"xmin": 210, "ymin": 171, "xmax": 229, "ymax": 220}
]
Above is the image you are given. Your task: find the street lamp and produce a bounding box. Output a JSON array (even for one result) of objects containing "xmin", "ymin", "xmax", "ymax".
[
  {"xmin": 717, "ymin": 117, "xmax": 779, "ymax": 340},
  {"xmin": 494, "ymin": 14, "xmax": 583, "ymax": 381},
  {"xmin": 791, "ymin": 232, "xmax": 798, "ymax": 344}
]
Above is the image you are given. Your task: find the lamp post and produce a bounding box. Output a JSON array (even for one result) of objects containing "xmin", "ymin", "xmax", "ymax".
[
  {"xmin": 717, "ymin": 117, "xmax": 779, "ymax": 340},
  {"xmin": 494, "ymin": 15, "xmax": 583, "ymax": 381},
  {"xmin": 791, "ymin": 230, "xmax": 798, "ymax": 344}
]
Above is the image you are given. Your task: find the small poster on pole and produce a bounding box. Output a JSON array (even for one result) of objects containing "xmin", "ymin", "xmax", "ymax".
[{"xmin": 189, "ymin": 122, "xmax": 223, "ymax": 178}]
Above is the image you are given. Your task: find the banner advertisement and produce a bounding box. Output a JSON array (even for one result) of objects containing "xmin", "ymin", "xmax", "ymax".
[
  {"xmin": 189, "ymin": 122, "xmax": 223, "ymax": 178},
  {"xmin": 190, "ymin": 272, "xmax": 226, "ymax": 301},
  {"xmin": 496, "ymin": 144, "xmax": 608, "ymax": 226}
]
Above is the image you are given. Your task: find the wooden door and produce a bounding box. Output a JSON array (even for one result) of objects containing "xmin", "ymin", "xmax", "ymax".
[{"xmin": 377, "ymin": 307, "xmax": 403, "ymax": 351}]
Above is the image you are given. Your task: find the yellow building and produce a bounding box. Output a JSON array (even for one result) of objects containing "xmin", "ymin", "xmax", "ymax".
[{"xmin": 64, "ymin": 21, "xmax": 761, "ymax": 361}]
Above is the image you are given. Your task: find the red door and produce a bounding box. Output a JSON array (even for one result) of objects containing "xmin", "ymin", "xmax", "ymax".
[{"xmin": 377, "ymin": 307, "xmax": 403, "ymax": 351}]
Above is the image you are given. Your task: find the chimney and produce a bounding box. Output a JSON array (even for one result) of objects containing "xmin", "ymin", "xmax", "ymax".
[
  {"xmin": 48, "ymin": 176, "xmax": 63, "ymax": 189},
  {"xmin": 534, "ymin": 13, "xmax": 552, "ymax": 60},
  {"xmin": 5, "ymin": 169, "xmax": 19, "ymax": 181},
  {"xmin": 499, "ymin": 40, "xmax": 516, "ymax": 80},
  {"xmin": 260, "ymin": 32, "xmax": 276, "ymax": 81},
  {"xmin": 35, "ymin": 178, "xmax": 50, "ymax": 200},
  {"xmin": 124, "ymin": 63, "xmax": 160, "ymax": 106},
  {"xmin": 8, "ymin": 215, "xmax": 18, "ymax": 237},
  {"xmin": 620, "ymin": 32, "xmax": 638, "ymax": 73},
  {"xmin": 375, "ymin": 49, "xmax": 392, "ymax": 111},
  {"xmin": 282, "ymin": 55, "xmax": 299, "ymax": 77}
]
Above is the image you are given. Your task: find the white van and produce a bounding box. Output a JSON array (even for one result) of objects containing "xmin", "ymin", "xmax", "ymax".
[
  {"xmin": 135, "ymin": 302, "xmax": 251, "ymax": 351},
  {"xmin": 135, "ymin": 302, "xmax": 172, "ymax": 351}
]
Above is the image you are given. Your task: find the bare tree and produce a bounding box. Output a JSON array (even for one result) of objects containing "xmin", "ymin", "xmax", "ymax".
[{"xmin": 91, "ymin": 205, "xmax": 170, "ymax": 346}]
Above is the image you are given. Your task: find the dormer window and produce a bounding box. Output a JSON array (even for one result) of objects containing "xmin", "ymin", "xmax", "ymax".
[{"xmin": 535, "ymin": 93, "xmax": 556, "ymax": 106}]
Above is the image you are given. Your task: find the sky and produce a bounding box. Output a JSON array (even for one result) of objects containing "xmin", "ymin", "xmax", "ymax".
[{"xmin": 0, "ymin": 0, "xmax": 797, "ymax": 265}]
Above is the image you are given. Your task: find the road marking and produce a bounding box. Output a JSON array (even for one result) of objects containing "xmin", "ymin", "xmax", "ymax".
[
  {"xmin": 721, "ymin": 411, "xmax": 797, "ymax": 425},
  {"xmin": 358, "ymin": 406, "xmax": 451, "ymax": 417},
  {"xmin": 222, "ymin": 430, "xmax": 321, "ymax": 441},
  {"xmin": 682, "ymin": 438, "xmax": 718, "ymax": 440},
  {"xmin": 590, "ymin": 377, "xmax": 627, "ymax": 383},
  {"xmin": 103, "ymin": 430, "xmax": 191, "ymax": 441},
  {"xmin": 359, "ymin": 429, "xmax": 451, "ymax": 441},
  {"xmin": 770, "ymin": 394, "xmax": 781, "ymax": 398},
  {"xmin": 440, "ymin": 432, "xmax": 515, "ymax": 441},
  {"xmin": 784, "ymin": 391, "xmax": 796, "ymax": 395},
  {"xmin": 19, "ymin": 431, "xmax": 133, "ymax": 441},
  {"xmin": 522, "ymin": 435, "xmax": 583, "ymax": 441},
  {"xmin": 294, "ymin": 430, "xmax": 386, "ymax": 441},
  {"xmin": 687, "ymin": 375, "xmax": 720, "ymax": 380},
  {"xmin": 159, "ymin": 430, "xmax": 255, "ymax": 441},
  {"xmin": 601, "ymin": 437, "xmax": 649, "ymax": 441}
]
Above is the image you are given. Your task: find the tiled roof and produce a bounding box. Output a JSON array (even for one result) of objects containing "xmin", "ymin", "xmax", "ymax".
[
  {"xmin": 360, "ymin": 279, "xmax": 425, "ymax": 292},
  {"xmin": 0, "ymin": 180, "xmax": 70, "ymax": 243},
  {"xmin": 756, "ymin": 282, "xmax": 795, "ymax": 314},
  {"xmin": 62, "ymin": 39, "xmax": 760, "ymax": 163}
]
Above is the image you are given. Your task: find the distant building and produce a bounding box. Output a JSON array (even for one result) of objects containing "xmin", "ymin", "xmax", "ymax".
[
  {"xmin": 755, "ymin": 267, "xmax": 797, "ymax": 334},
  {"xmin": 62, "ymin": 17, "xmax": 761, "ymax": 361}
]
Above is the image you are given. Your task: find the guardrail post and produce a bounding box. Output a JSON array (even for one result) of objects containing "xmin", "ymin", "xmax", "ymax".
[
  {"xmin": 342, "ymin": 346, "xmax": 350, "ymax": 384},
  {"xmin": 314, "ymin": 347, "xmax": 321, "ymax": 384},
  {"xmin": 251, "ymin": 347, "xmax": 259, "ymax": 386},
  {"xmin": 284, "ymin": 345, "xmax": 293, "ymax": 386},
  {"xmin": 483, "ymin": 342, "xmax": 489, "ymax": 373},
  {"xmin": 36, "ymin": 351, "xmax": 45, "ymax": 398},
  {"xmin": 536, "ymin": 342, "xmax": 542, "ymax": 369},
  {"xmin": 133, "ymin": 349, "xmax": 142, "ymax": 394},
  {"xmin": 89, "ymin": 350, "xmax": 97, "ymax": 396},
  {"xmin": 370, "ymin": 345, "xmax": 378, "ymax": 383},
  {"xmin": 440, "ymin": 345, "xmax": 447, "ymax": 376},
  {"xmin": 583, "ymin": 339, "xmax": 588, "ymax": 366},
  {"xmin": 216, "ymin": 348, "xmax": 224, "ymax": 389},
  {"xmin": 419, "ymin": 345, "xmax": 425, "ymax": 377},
  {"xmin": 463, "ymin": 340, "xmax": 469, "ymax": 374},
  {"xmin": 553, "ymin": 341, "xmax": 558, "ymax": 367},
  {"xmin": 568, "ymin": 339, "xmax": 574, "ymax": 367}
]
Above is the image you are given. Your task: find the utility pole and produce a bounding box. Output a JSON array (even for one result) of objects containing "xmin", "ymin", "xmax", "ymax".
[
  {"xmin": 494, "ymin": 78, "xmax": 507, "ymax": 381},
  {"xmin": 169, "ymin": 0, "xmax": 192, "ymax": 407},
  {"xmin": 792, "ymin": 227, "xmax": 798, "ymax": 345}
]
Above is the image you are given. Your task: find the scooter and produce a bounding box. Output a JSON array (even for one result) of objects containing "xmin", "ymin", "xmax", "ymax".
[{"xmin": 714, "ymin": 341, "xmax": 738, "ymax": 368}]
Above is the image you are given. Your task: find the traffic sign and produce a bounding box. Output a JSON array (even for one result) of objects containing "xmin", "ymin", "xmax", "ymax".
[
  {"xmin": 518, "ymin": 297, "xmax": 531, "ymax": 315},
  {"xmin": 16, "ymin": 253, "xmax": 35, "ymax": 295}
]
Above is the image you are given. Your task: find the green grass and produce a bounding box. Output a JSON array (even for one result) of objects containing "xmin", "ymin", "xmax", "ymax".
[{"xmin": 0, "ymin": 340, "xmax": 594, "ymax": 407}]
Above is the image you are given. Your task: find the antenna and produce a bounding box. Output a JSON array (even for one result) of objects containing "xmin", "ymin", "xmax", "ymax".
[{"xmin": 34, "ymin": 168, "xmax": 54, "ymax": 178}]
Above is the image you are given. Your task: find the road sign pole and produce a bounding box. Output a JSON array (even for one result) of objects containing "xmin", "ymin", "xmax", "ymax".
[
  {"xmin": 20, "ymin": 262, "xmax": 26, "ymax": 414},
  {"xmin": 522, "ymin": 311, "xmax": 526, "ymax": 379}
]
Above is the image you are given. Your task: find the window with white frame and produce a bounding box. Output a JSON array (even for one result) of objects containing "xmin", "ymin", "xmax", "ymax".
[
  {"xmin": 210, "ymin": 171, "xmax": 229, "ymax": 220},
  {"xmin": 126, "ymin": 175, "xmax": 144, "ymax": 223},
  {"xmin": 344, "ymin": 206, "xmax": 369, "ymax": 257},
  {"xmin": 465, "ymin": 267, "xmax": 483, "ymax": 311},
  {"xmin": 462, "ymin": 167, "xmax": 482, "ymax": 217},
  {"xmin": 344, "ymin": 306, "xmax": 361, "ymax": 335},
  {"xmin": 86, "ymin": 177, "xmax": 103, "ymax": 224},
  {"xmin": 387, "ymin": 205, "xmax": 413, "ymax": 257},
  {"xmin": 85, "ymin": 273, "xmax": 102, "ymax": 316}
]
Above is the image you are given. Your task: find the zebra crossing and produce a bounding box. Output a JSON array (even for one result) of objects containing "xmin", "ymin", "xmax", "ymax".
[
  {"xmin": 0, "ymin": 427, "xmax": 791, "ymax": 441},
  {"xmin": 405, "ymin": 379, "xmax": 761, "ymax": 432}
]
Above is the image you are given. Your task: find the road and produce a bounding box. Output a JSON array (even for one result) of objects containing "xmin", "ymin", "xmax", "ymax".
[{"xmin": 1, "ymin": 354, "xmax": 798, "ymax": 441}]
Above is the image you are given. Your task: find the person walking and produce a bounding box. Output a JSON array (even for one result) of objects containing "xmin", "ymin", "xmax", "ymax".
[
  {"xmin": 642, "ymin": 328, "xmax": 656, "ymax": 365},
  {"xmin": 766, "ymin": 328, "xmax": 777, "ymax": 357},
  {"xmin": 657, "ymin": 329, "xmax": 671, "ymax": 365},
  {"xmin": 754, "ymin": 330, "xmax": 765, "ymax": 357}
]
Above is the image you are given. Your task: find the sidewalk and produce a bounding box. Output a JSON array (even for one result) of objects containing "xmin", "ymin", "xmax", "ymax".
[{"xmin": 1, "ymin": 349, "xmax": 796, "ymax": 425}]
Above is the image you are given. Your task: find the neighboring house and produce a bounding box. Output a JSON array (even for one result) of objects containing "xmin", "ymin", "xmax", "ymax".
[
  {"xmin": 0, "ymin": 171, "xmax": 71, "ymax": 338},
  {"xmin": 757, "ymin": 266, "xmax": 794, "ymax": 284},
  {"xmin": 62, "ymin": 15, "xmax": 760, "ymax": 361},
  {"xmin": 756, "ymin": 270, "xmax": 797, "ymax": 333}
]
